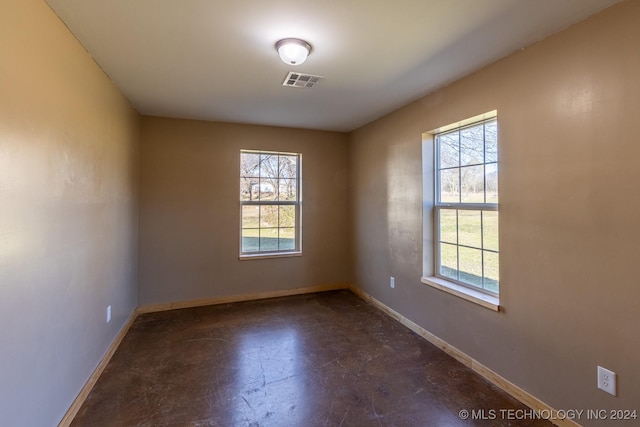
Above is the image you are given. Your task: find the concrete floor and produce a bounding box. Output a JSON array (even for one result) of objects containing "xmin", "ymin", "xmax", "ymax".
[{"xmin": 71, "ymin": 290, "xmax": 552, "ymax": 426}]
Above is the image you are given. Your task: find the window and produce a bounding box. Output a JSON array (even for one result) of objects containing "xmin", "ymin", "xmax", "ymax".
[
  {"xmin": 433, "ymin": 117, "xmax": 499, "ymax": 296},
  {"xmin": 240, "ymin": 150, "xmax": 301, "ymax": 257}
]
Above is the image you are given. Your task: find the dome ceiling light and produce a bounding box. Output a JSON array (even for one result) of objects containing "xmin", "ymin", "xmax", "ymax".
[{"xmin": 275, "ymin": 38, "xmax": 312, "ymax": 65}]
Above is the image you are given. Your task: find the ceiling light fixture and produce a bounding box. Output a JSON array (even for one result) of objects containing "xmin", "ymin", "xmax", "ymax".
[{"xmin": 275, "ymin": 38, "xmax": 312, "ymax": 66}]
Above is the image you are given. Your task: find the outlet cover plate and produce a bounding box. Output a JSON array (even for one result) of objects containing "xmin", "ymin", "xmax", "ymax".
[{"xmin": 597, "ymin": 366, "xmax": 616, "ymax": 396}]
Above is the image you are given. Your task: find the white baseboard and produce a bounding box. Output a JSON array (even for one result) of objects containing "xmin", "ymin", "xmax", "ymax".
[
  {"xmin": 58, "ymin": 311, "xmax": 137, "ymax": 427},
  {"xmin": 348, "ymin": 285, "xmax": 580, "ymax": 427},
  {"xmin": 58, "ymin": 283, "xmax": 349, "ymax": 426},
  {"xmin": 61, "ymin": 283, "xmax": 577, "ymax": 427},
  {"xmin": 136, "ymin": 282, "xmax": 349, "ymax": 314}
]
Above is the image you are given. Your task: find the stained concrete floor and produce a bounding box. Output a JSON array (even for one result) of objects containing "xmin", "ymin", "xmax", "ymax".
[{"xmin": 71, "ymin": 290, "xmax": 553, "ymax": 426}]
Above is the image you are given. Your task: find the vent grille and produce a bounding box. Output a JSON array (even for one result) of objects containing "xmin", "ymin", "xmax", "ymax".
[{"xmin": 282, "ymin": 71, "xmax": 324, "ymax": 88}]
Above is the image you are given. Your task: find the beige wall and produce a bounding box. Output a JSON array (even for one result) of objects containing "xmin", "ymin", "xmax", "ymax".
[
  {"xmin": 0, "ymin": 1, "xmax": 140, "ymax": 426},
  {"xmin": 350, "ymin": 1, "xmax": 639, "ymax": 422},
  {"xmin": 3, "ymin": 0, "xmax": 638, "ymax": 425},
  {"xmin": 138, "ymin": 117, "xmax": 350, "ymax": 305}
]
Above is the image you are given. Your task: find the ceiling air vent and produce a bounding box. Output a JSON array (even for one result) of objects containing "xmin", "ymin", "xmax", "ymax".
[{"xmin": 282, "ymin": 71, "xmax": 324, "ymax": 88}]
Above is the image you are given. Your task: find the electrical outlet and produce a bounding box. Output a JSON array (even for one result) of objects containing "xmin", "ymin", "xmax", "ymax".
[
  {"xmin": 597, "ymin": 366, "xmax": 616, "ymax": 396},
  {"xmin": 106, "ymin": 305, "xmax": 112, "ymax": 323},
  {"xmin": 390, "ymin": 277, "xmax": 395, "ymax": 288}
]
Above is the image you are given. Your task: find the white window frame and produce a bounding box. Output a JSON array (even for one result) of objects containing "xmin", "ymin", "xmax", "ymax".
[
  {"xmin": 422, "ymin": 112, "xmax": 500, "ymax": 310},
  {"xmin": 239, "ymin": 150, "xmax": 302, "ymax": 259}
]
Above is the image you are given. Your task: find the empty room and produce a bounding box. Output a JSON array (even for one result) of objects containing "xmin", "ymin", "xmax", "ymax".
[{"xmin": 1, "ymin": 0, "xmax": 639, "ymax": 426}]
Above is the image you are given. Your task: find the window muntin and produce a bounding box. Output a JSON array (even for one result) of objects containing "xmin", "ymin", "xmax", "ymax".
[
  {"xmin": 240, "ymin": 150, "xmax": 301, "ymax": 256},
  {"xmin": 435, "ymin": 119, "xmax": 498, "ymax": 294}
]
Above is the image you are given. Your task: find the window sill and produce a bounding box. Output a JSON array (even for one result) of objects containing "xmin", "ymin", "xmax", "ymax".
[
  {"xmin": 421, "ymin": 276, "xmax": 500, "ymax": 311},
  {"xmin": 239, "ymin": 251, "xmax": 302, "ymax": 261}
]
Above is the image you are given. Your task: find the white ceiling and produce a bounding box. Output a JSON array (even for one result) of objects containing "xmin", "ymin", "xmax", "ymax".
[{"xmin": 45, "ymin": 0, "xmax": 619, "ymax": 132}]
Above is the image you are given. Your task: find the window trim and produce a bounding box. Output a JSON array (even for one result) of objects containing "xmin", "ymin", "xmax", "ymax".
[
  {"xmin": 422, "ymin": 276, "xmax": 499, "ymax": 311},
  {"xmin": 422, "ymin": 112, "xmax": 500, "ymax": 310},
  {"xmin": 239, "ymin": 150, "xmax": 302, "ymax": 259}
]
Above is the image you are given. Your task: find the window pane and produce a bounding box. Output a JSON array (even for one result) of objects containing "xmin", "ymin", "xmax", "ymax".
[
  {"xmin": 485, "ymin": 163, "xmax": 498, "ymax": 203},
  {"xmin": 240, "ymin": 177, "xmax": 257, "ymax": 201},
  {"xmin": 438, "ymin": 132, "xmax": 459, "ymax": 169},
  {"xmin": 460, "ymin": 165, "xmax": 484, "ymax": 203},
  {"xmin": 240, "ymin": 152, "xmax": 260, "ymax": 177},
  {"xmin": 485, "ymin": 120, "xmax": 498, "ymax": 163},
  {"xmin": 439, "ymin": 168, "xmax": 459, "ymax": 203},
  {"xmin": 439, "ymin": 209, "xmax": 457, "ymax": 244},
  {"xmin": 459, "ymin": 247, "xmax": 483, "ymax": 288},
  {"xmin": 279, "ymin": 228, "xmax": 295, "ymax": 250},
  {"xmin": 279, "ymin": 206, "xmax": 295, "ymax": 228},
  {"xmin": 242, "ymin": 206, "xmax": 259, "ymax": 229},
  {"xmin": 440, "ymin": 243, "xmax": 458, "ymax": 280},
  {"xmin": 458, "ymin": 210, "xmax": 481, "ymax": 249},
  {"xmin": 433, "ymin": 118, "xmax": 498, "ymax": 294},
  {"xmin": 278, "ymin": 179, "xmax": 297, "ymax": 201},
  {"xmin": 260, "ymin": 205, "xmax": 278, "ymax": 228},
  {"xmin": 259, "ymin": 228, "xmax": 278, "ymax": 251},
  {"xmin": 483, "ymin": 251, "xmax": 499, "ymax": 293},
  {"xmin": 241, "ymin": 229, "xmax": 259, "ymax": 252},
  {"xmin": 280, "ymin": 155, "xmax": 298, "ymax": 179},
  {"xmin": 260, "ymin": 154, "xmax": 279, "ymax": 180},
  {"xmin": 240, "ymin": 150, "xmax": 301, "ymax": 255},
  {"xmin": 460, "ymin": 125, "xmax": 484, "ymax": 166},
  {"xmin": 258, "ymin": 179, "xmax": 277, "ymax": 201},
  {"xmin": 482, "ymin": 211, "xmax": 499, "ymax": 252}
]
